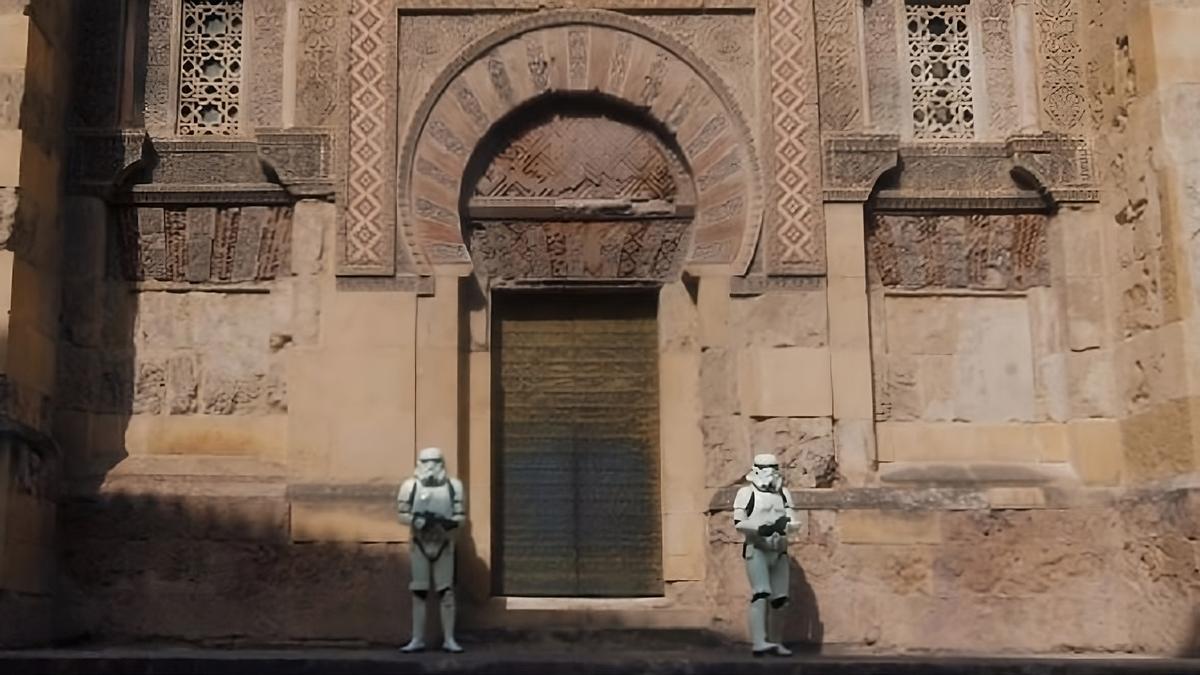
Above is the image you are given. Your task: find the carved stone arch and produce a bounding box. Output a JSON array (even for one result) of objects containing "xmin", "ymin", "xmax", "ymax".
[
  {"xmin": 461, "ymin": 92, "xmax": 698, "ymax": 284},
  {"xmin": 398, "ymin": 9, "xmax": 764, "ymax": 276}
]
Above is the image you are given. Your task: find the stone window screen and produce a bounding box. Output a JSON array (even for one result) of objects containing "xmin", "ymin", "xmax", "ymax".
[
  {"xmin": 905, "ymin": 0, "xmax": 976, "ymax": 139},
  {"xmin": 177, "ymin": 0, "xmax": 244, "ymax": 135}
]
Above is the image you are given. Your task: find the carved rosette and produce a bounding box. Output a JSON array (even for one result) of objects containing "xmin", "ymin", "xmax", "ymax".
[{"xmin": 386, "ymin": 10, "xmax": 763, "ymax": 279}]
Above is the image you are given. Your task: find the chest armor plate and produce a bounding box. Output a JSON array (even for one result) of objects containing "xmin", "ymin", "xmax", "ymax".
[
  {"xmin": 747, "ymin": 489, "xmax": 787, "ymax": 525},
  {"xmin": 414, "ymin": 482, "xmax": 454, "ymax": 519}
]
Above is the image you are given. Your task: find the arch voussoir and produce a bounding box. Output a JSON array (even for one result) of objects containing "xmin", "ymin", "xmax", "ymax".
[{"xmin": 398, "ymin": 9, "xmax": 764, "ymax": 277}]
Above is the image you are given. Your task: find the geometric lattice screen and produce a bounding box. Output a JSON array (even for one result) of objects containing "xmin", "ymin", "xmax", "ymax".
[
  {"xmin": 905, "ymin": 0, "xmax": 976, "ymax": 139},
  {"xmin": 177, "ymin": 0, "xmax": 244, "ymax": 135}
]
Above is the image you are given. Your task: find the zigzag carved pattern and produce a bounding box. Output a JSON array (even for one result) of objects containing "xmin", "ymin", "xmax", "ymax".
[
  {"xmin": 767, "ymin": 0, "xmax": 824, "ymax": 273},
  {"xmin": 476, "ymin": 117, "xmax": 678, "ymax": 201},
  {"xmin": 345, "ymin": 0, "xmax": 389, "ymax": 271}
]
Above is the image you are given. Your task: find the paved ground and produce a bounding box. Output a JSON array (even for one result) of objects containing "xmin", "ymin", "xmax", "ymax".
[{"xmin": 0, "ymin": 646, "xmax": 1198, "ymax": 675}]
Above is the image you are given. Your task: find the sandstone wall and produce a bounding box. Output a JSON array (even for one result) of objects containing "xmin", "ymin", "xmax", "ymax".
[
  {"xmin": 44, "ymin": 0, "xmax": 1200, "ymax": 655},
  {"xmin": 0, "ymin": 0, "xmax": 73, "ymax": 647}
]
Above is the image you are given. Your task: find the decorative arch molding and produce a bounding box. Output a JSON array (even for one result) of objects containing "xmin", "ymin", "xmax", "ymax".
[{"xmin": 397, "ymin": 10, "xmax": 764, "ymax": 277}]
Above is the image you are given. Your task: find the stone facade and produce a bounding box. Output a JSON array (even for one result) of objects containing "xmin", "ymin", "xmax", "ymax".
[{"xmin": 0, "ymin": 0, "xmax": 1195, "ymax": 656}]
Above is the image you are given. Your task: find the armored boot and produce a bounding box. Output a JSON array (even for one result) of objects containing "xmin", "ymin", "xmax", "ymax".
[
  {"xmin": 749, "ymin": 596, "xmax": 775, "ymax": 656},
  {"xmin": 440, "ymin": 589, "xmax": 463, "ymax": 653},
  {"xmin": 400, "ymin": 592, "xmax": 427, "ymax": 652},
  {"xmin": 768, "ymin": 600, "xmax": 792, "ymax": 656}
]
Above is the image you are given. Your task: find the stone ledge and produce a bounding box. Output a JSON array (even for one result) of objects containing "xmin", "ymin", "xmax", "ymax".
[
  {"xmin": 879, "ymin": 461, "xmax": 1077, "ymax": 486},
  {"xmin": 707, "ymin": 482, "xmax": 1200, "ymax": 513},
  {"xmin": 0, "ymin": 649, "xmax": 1196, "ymax": 674}
]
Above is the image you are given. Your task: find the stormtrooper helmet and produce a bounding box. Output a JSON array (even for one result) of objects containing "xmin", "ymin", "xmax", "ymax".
[
  {"xmin": 746, "ymin": 453, "xmax": 783, "ymax": 491},
  {"xmin": 415, "ymin": 446, "xmax": 447, "ymax": 485}
]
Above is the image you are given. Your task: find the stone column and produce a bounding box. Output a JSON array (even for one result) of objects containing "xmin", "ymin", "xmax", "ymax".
[
  {"xmin": 825, "ymin": 203, "xmax": 875, "ymax": 485},
  {"xmin": 1012, "ymin": 0, "xmax": 1041, "ymax": 133}
]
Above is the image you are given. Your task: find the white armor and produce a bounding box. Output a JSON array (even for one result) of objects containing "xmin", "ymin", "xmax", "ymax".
[
  {"xmin": 732, "ymin": 453, "xmax": 798, "ymax": 657},
  {"xmin": 396, "ymin": 447, "xmax": 466, "ymax": 653}
]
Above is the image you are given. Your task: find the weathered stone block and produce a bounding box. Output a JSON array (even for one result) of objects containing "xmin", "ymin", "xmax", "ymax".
[
  {"xmin": 290, "ymin": 498, "xmax": 407, "ymax": 544},
  {"xmin": 738, "ymin": 347, "xmax": 833, "ymax": 417},
  {"xmin": 985, "ymin": 487, "xmax": 1047, "ymax": 510},
  {"xmin": 1067, "ymin": 348, "xmax": 1119, "ymax": 418},
  {"xmin": 881, "ymin": 354, "xmax": 920, "ymax": 421},
  {"xmin": 1120, "ymin": 398, "xmax": 1197, "ymax": 481},
  {"xmin": 749, "ymin": 417, "xmax": 836, "ymax": 488},
  {"xmin": 699, "ymin": 347, "xmax": 737, "ymax": 416},
  {"xmin": 1068, "ymin": 418, "xmax": 1123, "ymax": 485},
  {"xmin": 696, "ymin": 275, "xmax": 729, "ymax": 349},
  {"xmin": 884, "ymin": 296, "xmax": 957, "ymax": 356},
  {"xmin": 837, "ymin": 510, "xmax": 942, "ymax": 545},
  {"xmin": 1032, "ymin": 422, "xmax": 1070, "ymax": 463},
  {"xmin": 1065, "ymin": 277, "xmax": 1105, "ymax": 352},
  {"xmin": 658, "ymin": 280, "xmax": 698, "ymax": 352},
  {"xmin": 167, "ymin": 354, "xmax": 198, "ymax": 414},
  {"xmin": 201, "ymin": 374, "xmax": 264, "ymax": 415},
  {"xmin": 953, "ymin": 297, "xmax": 1036, "ymax": 422},
  {"xmin": 729, "ymin": 290, "xmax": 827, "ymax": 350},
  {"xmin": 0, "ymin": 15, "xmax": 28, "ymax": 70},
  {"xmin": 185, "ymin": 207, "xmax": 215, "ymax": 282},
  {"xmin": 131, "ymin": 359, "xmax": 165, "ymax": 414},
  {"xmin": 701, "ymin": 414, "xmax": 749, "ymax": 489},
  {"xmin": 123, "ymin": 414, "xmax": 288, "ymax": 460},
  {"xmin": 917, "ymin": 354, "xmax": 954, "ymax": 420}
]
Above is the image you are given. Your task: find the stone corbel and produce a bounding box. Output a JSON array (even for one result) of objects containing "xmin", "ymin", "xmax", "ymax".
[
  {"xmin": 1009, "ymin": 134, "xmax": 1099, "ymax": 204},
  {"xmin": 821, "ymin": 134, "xmax": 901, "ymax": 202},
  {"xmin": 256, "ymin": 128, "xmax": 336, "ymax": 199},
  {"xmin": 67, "ymin": 128, "xmax": 149, "ymax": 198}
]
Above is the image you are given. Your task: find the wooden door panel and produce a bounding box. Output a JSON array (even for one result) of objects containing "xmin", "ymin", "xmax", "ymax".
[{"xmin": 494, "ymin": 293, "xmax": 663, "ymax": 597}]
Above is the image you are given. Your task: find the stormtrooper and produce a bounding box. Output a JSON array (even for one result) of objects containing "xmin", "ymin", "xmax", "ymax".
[
  {"xmin": 732, "ymin": 453, "xmax": 799, "ymax": 657},
  {"xmin": 396, "ymin": 446, "xmax": 466, "ymax": 653}
]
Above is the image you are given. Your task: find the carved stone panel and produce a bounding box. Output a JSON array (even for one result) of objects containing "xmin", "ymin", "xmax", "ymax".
[
  {"xmin": 119, "ymin": 205, "xmax": 293, "ymax": 283},
  {"xmin": 296, "ymin": 0, "xmax": 341, "ymax": 127},
  {"xmin": 815, "ymin": 0, "xmax": 864, "ymax": 133},
  {"xmin": 465, "ymin": 113, "xmax": 694, "ymax": 284},
  {"xmin": 868, "ymin": 213, "xmax": 1050, "ymax": 290},
  {"xmin": 247, "ymin": 0, "xmax": 286, "ymax": 129},
  {"xmin": 469, "ymin": 220, "xmax": 690, "ymax": 283},
  {"xmin": 766, "ymin": 0, "xmax": 825, "ymax": 275},
  {"xmin": 863, "ymin": 0, "xmax": 902, "ymax": 134},
  {"xmin": 145, "ymin": 0, "xmax": 177, "ymax": 134},
  {"xmin": 343, "ymin": 0, "xmax": 397, "ymax": 274},
  {"xmin": 1035, "ymin": 0, "xmax": 1086, "ymax": 133},
  {"xmin": 978, "ymin": 0, "xmax": 1017, "ymax": 138},
  {"xmin": 72, "ymin": 0, "xmax": 123, "ymax": 128}
]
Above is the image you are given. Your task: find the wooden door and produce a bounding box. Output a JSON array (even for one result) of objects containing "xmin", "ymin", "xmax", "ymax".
[{"xmin": 493, "ymin": 292, "xmax": 663, "ymax": 597}]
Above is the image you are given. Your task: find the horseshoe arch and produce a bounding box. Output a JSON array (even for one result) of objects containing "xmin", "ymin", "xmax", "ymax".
[{"xmin": 398, "ymin": 10, "xmax": 764, "ymax": 277}]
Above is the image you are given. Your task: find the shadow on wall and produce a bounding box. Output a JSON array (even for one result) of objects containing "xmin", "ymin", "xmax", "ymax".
[
  {"xmin": 55, "ymin": 490, "xmax": 423, "ymax": 645},
  {"xmin": 1185, "ymin": 608, "xmax": 1200, "ymax": 658},
  {"xmin": 784, "ymin": 559, "xmax": 823, "ymax": 653}
]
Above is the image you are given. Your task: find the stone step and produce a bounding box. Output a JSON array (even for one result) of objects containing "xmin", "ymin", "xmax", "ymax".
[{"xmin": 0, "ymin": 648, "xmax": 1195, "ymax": 675}]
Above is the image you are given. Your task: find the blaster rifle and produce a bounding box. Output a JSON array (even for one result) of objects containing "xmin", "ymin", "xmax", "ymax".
[
  {"xmin": 413, "ymin": 511, "xmax": 460, "ymax": 532},
  {"xmin": 755, "ymin": 515, "xmax": 790, "ymax": 538}
]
